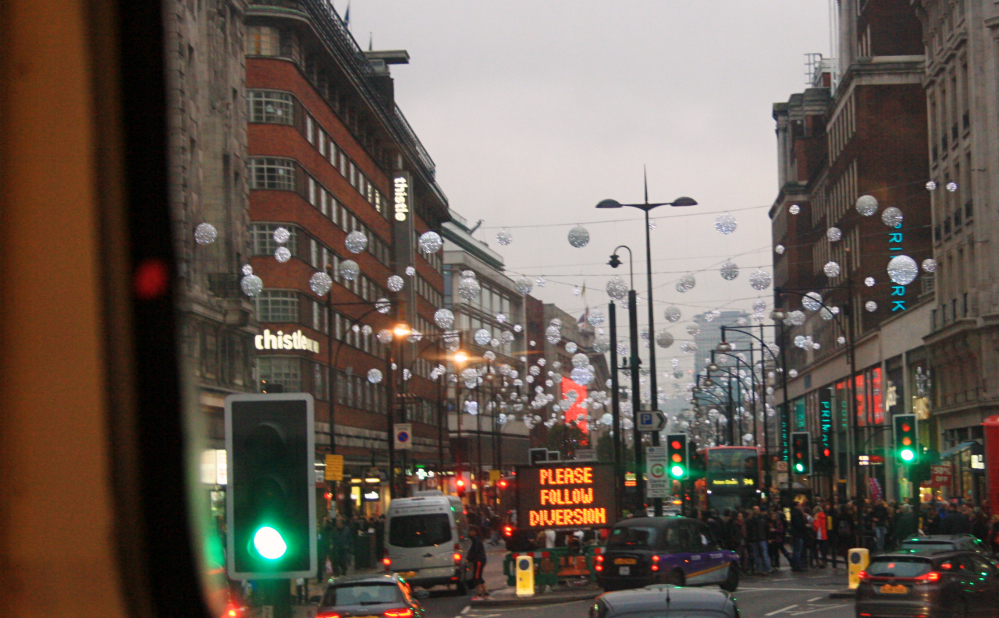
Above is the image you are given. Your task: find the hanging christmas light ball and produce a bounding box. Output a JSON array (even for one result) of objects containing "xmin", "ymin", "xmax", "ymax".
[
  {"xmin": 241, "ymin": 274, "xmax": 263, "ymax": 297},
  {"xmin": 749, "ymin": 270, "xmax": 772, "ymax": 291},
  {"xmin": 375, "ymin": 298, "xmax": 391, "ymax": 314},
  {"xmin": 714, "ymin": 212, "xmax": 738, "ymax": 234},
  {"xmin": 194, "ymin": 222, "xmax": 218, "ymax": 245},
  {"xmin": 309, "ymin": 271, "xmax": 332, "ymax": 296},
  {"xmin": 655, "ymin": 330, "xmax": 675, "ymax": 349},
  {"xmin": 946, "ymin": 181, "xmax": 958, "ymax": 192},
  {"xmin": 606, "ymin": 276, "xmax": 628, "ymax": 301},
  {"xmin": 588, "ymin": 310, "xmax": 605, "ymax": 326},
  {"xmin": 686, "ymin": 324, "xmax": 701, "ymax": 336},
  {"xmin": 496, "ymin": 230, "xmax": 513, "ymax": 246},
  {"xmin": 570, "ymin": 366, "xmax": 594, "ymax": 386},
  {"xmin": 865, "ymin": 277, "xmax": 876, "ymax": 287},
  {"xmin": 827, "ymin": 227, "xmax": 842, "ymax": 242},
  {"xmin": 418, "ymin": 231, "xmax": 443, "ymax": 254},
  {"xmin": 775, "ymin": 244, "xmax": 785, "ymax": 255},
  {"xmin": 458, "ymin": 275, "xmax": 481, "ymax": 301},
  {"xmin": 664, "ymin": 306, "xmax": 682, "ymax": 322},
  {"xmin": 865, "ymin": 301, "xmax": 878, "ymax": 312},
  {"xmin": 594, "ymin": 336, "xmax": 611, "ymax": 353},
  {"xmin": 677, "ymin": 273, "xmax": 696, "ymax": 292},
  {"xmin": 345, "ymin": 230, "xmax": 368, "ymax": 254},
  {"xmin": 387, "ymin": 275, "xmax": 404, "ymax": 292},
  {"xmin": 434, "ymin": 308, "xmax": 454, "ymax": 329},
  {"xmin": 514, "ymin": 277, "xmax": 533, "ymax": 295},
  {"xmin": 824, "ymin": 261, "xmax": 841, "ymax": 277},
  {"xmin": 887, "ymin": 255, "xmax": 919, "ymax": 285},
  {"xmin": 926, "ymin": 180, "xmax": 938, "ymax": 191},
  {"xmin": 274, "ymin": 246, "xmax": 292, "ymax": 263},
  {"xmin": 881, "ymin": 207, "xmax": 903, "ymax": 228},
  {"xmin": 753, "ymin": 299, "xmax": 766, "ymax": 313},
  {"xmin": 789, "ymin": 204, "xmax": 801, "ymax": 215},
  {"xmin": 565, "ymin": 342, "xmax": 578, "ymax": 354},
  {"xmin": 922, "ymin": 258, "xmax": 937, "ymax": 273},
  {"xmin": 567, "ymin": 226, "xmax": 590, "ymax": 248},
  {"xmin": 856, "ymin": 195, "xmax": 879, "ymax": 217},
  {"xmin": 338, "ymin": 260, "xmax": 360, "ymax": 281},
  {"xmin": 720, "ymin": 261, "xmax": 739, "ymax": 280},
  {"xmin": 242, "ymin": 264, "xmax": 253, "ymax": 276},
  {"xmin": 273, "ymin": 226, "xmax": 291, "ymax": 244},
  {"xmin": 802, "ymin": 291, "xmax": 823, "ymax": 312},
  {"xmin": 367, "ymin": 369, "xmax": 383, "ymax": 384}
]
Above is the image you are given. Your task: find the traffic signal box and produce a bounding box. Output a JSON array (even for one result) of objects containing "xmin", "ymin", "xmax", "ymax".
[
  {"xmin": 894, "ymin": 414, "xmax": 919, "ymax": 464},
  {"xmin": 225, "ymin": 393, "xmax": 316, "ymax": 580},
  {"xmin": 791, "ymin": 432, "xmax": 811, "ymax": 475},
  {"xmin": 666, "ymin": 433, "xmax": 689, "ymax": 480}
]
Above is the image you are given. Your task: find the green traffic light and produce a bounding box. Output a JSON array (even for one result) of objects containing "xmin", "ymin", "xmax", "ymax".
[
  {"xmin": 901, "ymin": 448, "xmax": 915, "ymax": 462},
  {"xmin": 253, "ymin": 526, "xmax": 288, "ymax": 560},
  {"xmin": 671, "ymin": 465, "xmax": 685, "ymax": 478},
  {"xmin": 795, "ymin": 463, "xmax": 804, "ymax": 473}
]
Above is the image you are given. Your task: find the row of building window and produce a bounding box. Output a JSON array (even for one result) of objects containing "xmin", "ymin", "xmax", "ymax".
[{"xmin": 247, "ymin": 88, "xmax": 388, "ymax": 219}]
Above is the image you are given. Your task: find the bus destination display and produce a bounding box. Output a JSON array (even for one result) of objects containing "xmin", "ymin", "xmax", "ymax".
[{"xmin": 516, "ymin": 464, "xmax": 618, "ymax": 529}]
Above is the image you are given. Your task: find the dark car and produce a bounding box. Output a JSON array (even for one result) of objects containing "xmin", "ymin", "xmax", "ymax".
[
  {"xmin": 315, "ymin": 573, "xmax": 425, "ymax": 618},
  {"xmin": 595, "ymin": 517, "xmax": 740, "ymax": 592},
  {"xmin": 898, "ymin": 534, "xmax": 989, "ymax": 556},
  {"xmin": 856, "ymin": 550, "xmax": 999, "ymax": 618},
  {"xmin": 590, "ymin": 585, "xmax": 740, "ymax": 618}
]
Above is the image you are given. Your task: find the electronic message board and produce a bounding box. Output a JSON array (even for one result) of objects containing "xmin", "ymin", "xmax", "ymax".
[{"xmin": 515, "ymin": 463, "xmax": 618, "ymax": 530}]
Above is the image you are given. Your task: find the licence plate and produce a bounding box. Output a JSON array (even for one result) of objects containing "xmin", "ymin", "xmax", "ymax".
[
  {"xmin": 619, "ymin": 566, "xmax": 630, "ymax": 576},
  {"xmin": 399, "ymin": 571, "xmax": 418, "ymax": 579},
  {"xmin": 614, "ymin": 558, "xmax": 637, "ymax": 565},
  {"xmin": 880, "ymin": 584, "xmax": 908, "ymax": 594}
]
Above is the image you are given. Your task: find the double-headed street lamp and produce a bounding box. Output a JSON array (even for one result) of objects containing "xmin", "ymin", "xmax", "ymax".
[{"xmin": 598, "ymin": 182, "xmax": 697, "ymax": 517}]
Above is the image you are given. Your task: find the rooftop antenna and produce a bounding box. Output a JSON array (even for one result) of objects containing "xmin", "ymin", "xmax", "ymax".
[
  {"xmin": 468, "ymin": 219, "xmax": 484, "ymax": 235},
  {"xmin": 643, "ymin": 165, "xmax": 649, "ymax": 204},
  {"xmin": 368, "ymin": 33, "xmax": 372, "ymax": 51}
]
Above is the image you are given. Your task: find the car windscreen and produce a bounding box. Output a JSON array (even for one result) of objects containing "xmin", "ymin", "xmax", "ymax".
[
  {"xmin": 867, "ymin": 558, "xmax": 933, "ymax": 578},
  {"xmin": 607, "ymin": 526, "xmax": 657, "ymax": 549},
  {"xmin": 321, "ymin": 583, "xmax": 402, "ymax": 606},
  {"xmin": 389, "ymin": 513, "xmax": 452, "ymax": 548},
  {"xmin": 899, "ymin": 541, "xmax": 956, "ymax": 551}
]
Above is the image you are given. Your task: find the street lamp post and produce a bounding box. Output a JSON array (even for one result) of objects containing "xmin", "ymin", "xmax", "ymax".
[{"xmin": 598, "ymin": 179, "xmax": 697, "ymax": 516}]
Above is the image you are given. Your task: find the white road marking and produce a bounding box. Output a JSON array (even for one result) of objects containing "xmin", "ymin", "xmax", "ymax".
[
  {"xmin": 788, "ymin": 604, "xmax": 849, "ymax": 616},
  {"xmin": 765, "ymin": 605, "xmax": 799, "ymax": 616},
  {"xmin": 739, "ymin": 588, "xmax": 839, "ymax": 592},
  {"xmin": 807, "ymin": 597, "xmax": 822, "ymax": 602},
  {"xmin": 461, "ymin": 607, "xmax": 470, "ymax": 614}
]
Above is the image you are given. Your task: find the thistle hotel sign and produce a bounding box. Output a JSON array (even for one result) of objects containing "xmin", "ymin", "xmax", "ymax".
[
  {"xmin": 393, "ymin": 174, "xmax": 410, "ymax": 222},
  {"xmin": 254, "ymin": 329, "xmax": 320, "ymax": 353}
]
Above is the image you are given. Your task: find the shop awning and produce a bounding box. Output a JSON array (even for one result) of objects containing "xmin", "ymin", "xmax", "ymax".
[{"xmin": 939, "ymin": 441, "xmax": 978, "ymax": 459}]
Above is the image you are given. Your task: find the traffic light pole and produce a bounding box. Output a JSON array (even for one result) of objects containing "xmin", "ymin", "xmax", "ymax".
[{"xmin": 628, "ymin": 289, "xmax": 645, "ymax": 514}]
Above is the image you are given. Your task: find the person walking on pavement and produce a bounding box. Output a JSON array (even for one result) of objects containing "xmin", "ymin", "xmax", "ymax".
[
  {"xmin": 790, "ymin": 503, "xmax": 808, "ymax": 572},
  {"xmin": 467, "ymin": 526, "xmax": 489, "ymax": 600},
  {"xmin": 813, "ymin": 506, "xmax": 828, "ymax": 568},
  {"xmin": 332, "ymin": 518, "xmax": 353, "ymax": 576},
  {"xmin": 750, "ymin": 506, "xmax": 772, "ymax": 575}
]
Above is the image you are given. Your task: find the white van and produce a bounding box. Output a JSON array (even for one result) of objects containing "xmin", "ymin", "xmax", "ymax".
[{"xmin": 385, "ymin": 492, "xmax": 471, "ymax": 592}]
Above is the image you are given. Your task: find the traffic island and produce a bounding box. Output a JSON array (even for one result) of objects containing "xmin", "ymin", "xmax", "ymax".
[{"xmin": 470, "ymin": 583, "xmax": 603, "ymax": 607}]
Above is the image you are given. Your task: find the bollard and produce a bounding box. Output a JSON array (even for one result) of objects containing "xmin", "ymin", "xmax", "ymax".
[
  {"xmin": 516, "ymin": 555, "xmax": 535, "ymax": 597},
  {"xmin": 848, "ymin": 548, "xmax": 870, "ymax": 589}
]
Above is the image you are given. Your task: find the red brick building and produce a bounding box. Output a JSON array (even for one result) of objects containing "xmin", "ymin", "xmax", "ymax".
[
  {"xmin": 771, "ymin": 0, "xmax": 934, "ymax": 501},
  {"xmin": 244, "ymin": 1, "xmax": 449, "ymax": 512}
]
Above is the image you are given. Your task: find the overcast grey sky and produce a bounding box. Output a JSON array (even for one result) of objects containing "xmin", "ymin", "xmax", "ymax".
[{"xmin": 345, "ymin": 1, "xmax": 832, "ymax": 375}]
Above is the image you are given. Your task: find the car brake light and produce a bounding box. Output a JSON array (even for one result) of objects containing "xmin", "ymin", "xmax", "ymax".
[
  {"xmin": 317, "ymin": 613, "xmax": 341, "ymax": 618},
  {"xmin": 914, "ymin": 571, "xmax": 940, "ymax": 583},
  {"xmin": 595, "ymin": 555, "xmax": 604, "ymax": 563},
  {"xmin": 454, "ymin": 553, "xmax": 462, "ymax": 562},
  {"xmin": 940, "ymin": 563, "xmax": 952, "ymax": 570},
  {"xmin": 595, "ymin": 565, "xmax": 603, "ymax": 572},
  {"xmin": 652, "ymin": 555, "xmax": 660, "ymax": 562},
  {"xmin": 858, "ymin": 570, "xmax": 868, "ymax": 582},
  {"xmin": 504, "ymin": 526, "xmax": 513, "ymax": 537},
  {"xmin": 227, "ymin": 610, "xmax": 237, "ymax": 618},
  {"xmin": 383, "ymin": 556, "xmax": 392, "ymax": 570},
  {"xmin": 651, "ymin": 555, "xmax": 660, "ymax": 572},
  {"xmin": 384, "ymin": 609, "xmax": 414, "ymax": 618}
]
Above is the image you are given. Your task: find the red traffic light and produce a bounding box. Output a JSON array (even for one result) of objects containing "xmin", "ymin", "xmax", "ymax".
[
  {"xmin": 902, "ymin": 423, "xmax": 911, "ymax": 432},
  {"xmin": 671, "ymin": 440, "xmax": 681, "ymax": 450},
  {"xmin": 498, "ymin": 480, "xmax": 508, "ymax": 488},
  {"xmin": 823, "ymin": 448, "xmax": 831, "ymax": 457},
  {"xmin": 456, "ymin": 479, "xmax": 464, "ymax": 487}
]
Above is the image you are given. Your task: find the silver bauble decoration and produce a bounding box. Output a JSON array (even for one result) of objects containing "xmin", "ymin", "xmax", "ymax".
[{"xmin": 194, "ymin": 222, "xmax": 218, "ymax": 245}]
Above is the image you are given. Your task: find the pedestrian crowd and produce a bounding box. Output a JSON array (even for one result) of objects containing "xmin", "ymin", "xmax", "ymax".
[{"xmin": 695, "ymin": 497, "xmax": 999, "ymax": 576}]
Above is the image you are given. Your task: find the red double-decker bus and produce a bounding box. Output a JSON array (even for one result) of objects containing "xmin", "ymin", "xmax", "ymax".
[{"xmin": 693, "ymin": 446, "xmax": 762, "ymax": 513}]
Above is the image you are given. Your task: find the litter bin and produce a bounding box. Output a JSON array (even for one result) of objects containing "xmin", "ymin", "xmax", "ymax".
[{"xmin": 354, "ymin": 533, "xmax": 376, "ymax": 570}]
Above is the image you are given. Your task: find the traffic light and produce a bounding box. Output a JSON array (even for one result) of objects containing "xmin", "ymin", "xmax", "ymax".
[
  {"xmin": 894, "ymin": 414, "xmax": 919, "ymax": 464},
  {"xmin": 456, "ymin": 477, "xmax": 466, "ymax": 498},
  {"xmin": 790, "ymin": 432, "xmax": 811, "ymax": 475},
  {"xmin": 666, "ymin": 433, "xmax": 689, "ymax": 479},
  {"xmin": 817, "ymin": 442, "xmax": 833, "ymax": 473},
  {"xmin": 226, "ymin": 393, "xmax": 316, "ymax": 579}
]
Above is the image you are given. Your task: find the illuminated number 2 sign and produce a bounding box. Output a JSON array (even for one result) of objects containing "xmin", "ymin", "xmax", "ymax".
[{"xmin": 515, "ymin": 464, "xmax": 618, "ymax": 530}]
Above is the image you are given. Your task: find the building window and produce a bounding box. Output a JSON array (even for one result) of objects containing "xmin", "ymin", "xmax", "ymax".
[
  {"xmin": 248, "ymin": 90, "xmax": 294, "ymax": 124},
  {"xmin": 255, "ymin": 290, "xmax": 299, "ymax": 323},
  {"xmin": 249, "ymin": 158, "xmax": 296, "ymax": 191},
  {"xmin": 256, "ymin": 356, "xmax": 301, "ymax": 392},
  {"xmin": 246, "ymin": 26, "xmax": 281, "ymax": 56},
  {"xmin": 250, "ymin": 223, "xmax": 298, "ymax": 256}
]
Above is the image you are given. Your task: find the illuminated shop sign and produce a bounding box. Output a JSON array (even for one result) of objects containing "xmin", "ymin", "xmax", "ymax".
[
  {"xmin": 709, "ymin": 478, "xmax": 755, "ymax": 486},
  {"xmin": 254, "ymin": 329, "xmax": 320, "ymax": 353},
  {"xmin": 393, "ymin": 175, "xmax": 409, "ymax": 222},
  {"xmin": 516, "ymin": 464, "xmax": 618, "ymax": 529},
  {"xmin": 888, "ymin": 223, "xmax": 907, "ymax": 312}
]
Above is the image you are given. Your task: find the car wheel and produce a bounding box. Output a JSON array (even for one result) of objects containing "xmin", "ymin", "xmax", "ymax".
[
  {"xmin": 665, "ymin": 569, "xmax": 686, "ymax": 586},
  {"xmin": 720, "ymin": 563, "xmax": 739, "ymax": 592}
]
